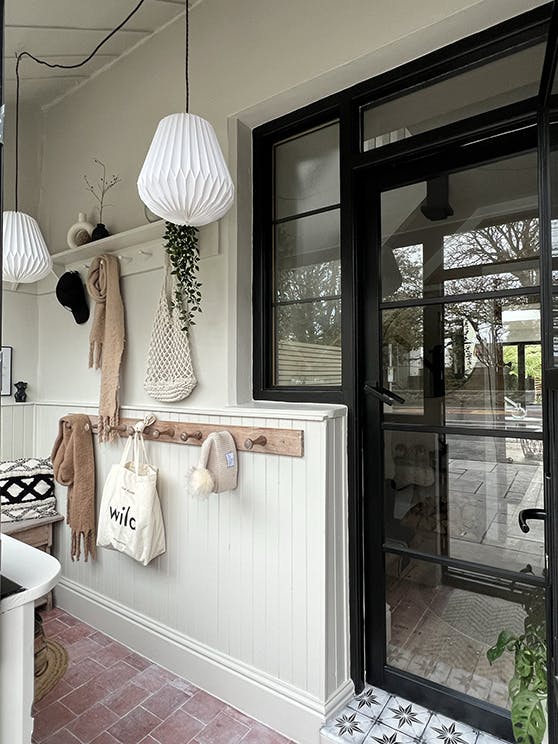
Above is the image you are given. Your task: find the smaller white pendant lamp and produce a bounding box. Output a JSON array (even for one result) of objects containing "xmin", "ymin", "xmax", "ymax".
[
  {"xmin": 137, "ymin": 1, "xmax": 234, "ymax": 226},
  {"xmin": 3, "ymin": 211, "xmax": 52, "ymax": 283},
  {"xmin": 3, "ymin": 56, "xmax": 52, "ymax": 284}
]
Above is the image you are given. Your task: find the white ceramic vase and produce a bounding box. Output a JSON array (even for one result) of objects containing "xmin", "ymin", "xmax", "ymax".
[{"xmin": 67, "ymin": 212, "xmax": 94, "ymax": 249}]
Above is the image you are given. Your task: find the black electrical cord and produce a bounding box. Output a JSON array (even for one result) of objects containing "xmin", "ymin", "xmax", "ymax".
[{"xmin": 14, "ymin": 0, "xmax": 192, "ymax": 210}]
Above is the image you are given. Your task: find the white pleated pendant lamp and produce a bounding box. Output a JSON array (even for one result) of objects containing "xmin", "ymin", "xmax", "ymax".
[
  {"xmin": 137, "ymin": 1, "xmax": 234, "ymax": 227},
  {"xmin": 3, "ymin": 211, "xmax": 52, "ymax": 283},
  {"xmin": 138, "ymin": 113, "xmax": 234, "ymax": 226}
]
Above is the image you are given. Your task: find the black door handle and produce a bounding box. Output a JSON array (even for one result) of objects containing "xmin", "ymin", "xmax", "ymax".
[
  {"xmin": 364, "ymin": 382, "xmax": 406, "ymax": 406},
  {"xmin": 518, "ymin": 508, "xmax": 547, "ymax": 533}
]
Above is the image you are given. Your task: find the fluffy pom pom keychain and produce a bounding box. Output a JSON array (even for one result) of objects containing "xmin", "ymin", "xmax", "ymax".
[{"xmin": 188, "ymin": 431, "xmax": 238, "ymax": 497}]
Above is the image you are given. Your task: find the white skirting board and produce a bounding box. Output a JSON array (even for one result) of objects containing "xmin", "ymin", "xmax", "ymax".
[{"xmin": 55, "ymin": 578, "xmax": 353, "ymax": 744}]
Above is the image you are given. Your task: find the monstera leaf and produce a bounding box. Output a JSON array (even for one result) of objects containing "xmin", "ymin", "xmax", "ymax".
[{"xmin": 511, "ymin": 690, "xmax": 546, "ymax": 744}]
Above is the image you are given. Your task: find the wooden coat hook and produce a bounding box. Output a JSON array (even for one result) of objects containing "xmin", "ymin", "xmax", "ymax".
[
  {"xmin": 244, "ymin": 435, "xmax": 267, "ymax": 450},
  {"xmin": 180, "ymin": 430, "xmax": 203, "ymax": 442},
  {"xmin": 145, "ymin": 426, "xmax": 175, "ymax": 439}
]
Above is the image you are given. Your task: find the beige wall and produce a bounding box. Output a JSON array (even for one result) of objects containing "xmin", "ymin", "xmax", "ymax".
[{"xmin": 3, "ymin": 102, "xmax": 42, "ymax": 216}]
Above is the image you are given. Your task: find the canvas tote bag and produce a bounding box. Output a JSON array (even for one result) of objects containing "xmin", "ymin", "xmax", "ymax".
[
  {"xmin": 144, "ymin": 256, "xmax": 197, "ymax": 402},
  {"xmin": 97, "ymin": 432, "xmax": 166, "ymax": 565}
]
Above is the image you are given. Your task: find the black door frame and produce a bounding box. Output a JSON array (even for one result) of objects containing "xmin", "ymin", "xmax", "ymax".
[{"xmin": 358, "ymin": 122, "xmax": 553, "ymax": 740}]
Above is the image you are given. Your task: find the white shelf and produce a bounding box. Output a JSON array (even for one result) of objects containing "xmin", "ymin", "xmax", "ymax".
[
  {"xmin": 52, "ymin": 221, "xmax": 165, "ymax": 266},
  {"xmin": 51, "ymin": 219, "xmax": 219, "ymax": 280}
]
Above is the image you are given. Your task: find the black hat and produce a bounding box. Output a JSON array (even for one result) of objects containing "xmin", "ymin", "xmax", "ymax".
[{"xmin": 55, "ymin": 271, "xmax": 90, "ymax": 324}]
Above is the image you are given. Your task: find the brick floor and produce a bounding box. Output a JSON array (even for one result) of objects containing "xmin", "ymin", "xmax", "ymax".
[{"xmin": 33, "ymin": 608, "xmax": 294, "ymax": 744}]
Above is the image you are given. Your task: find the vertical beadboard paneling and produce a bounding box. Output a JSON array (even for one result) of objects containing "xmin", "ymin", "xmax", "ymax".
[
  {"xmin": 0, "ymin": 404, "xmax": 35, "ymax": 461},
  {"xmin": 32, "ymin": 402, "xmax": 349, "ymax": 709}
]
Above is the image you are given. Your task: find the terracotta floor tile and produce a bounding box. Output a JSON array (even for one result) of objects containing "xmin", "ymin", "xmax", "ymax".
[
  {"xmin": 34, "ymin": 608, "xmax": 275, "ymax": 744},
  {"xmin": 169, "ymin": 676, "xmax": 198, "ymax": 695},
  {"xmin": 150, "ymin": 708, "xmax": 204, "ymax": 744},
  {"xmin": 64, "ymin": 657, "xmax": 106, "ymax": 689},
  {"xmin": 104, "ymin": 682, "xmax": 150, "ymax": 717},
  {"xmin": 42, "ymin": 727, "xmax": 82, "ymax": 744},
  {"xmin": 240, "ymin": 721, "xmax": 292, "ymax": 743},
  {"xmin": 195, "ymin": 712, "xmax": 249, "ymax": 744},
  {"xmin": 96, "ymin": 659, "xmax": 139, "ymax": 692},
  {"xmin": 67, "ymin": 637, "xmax": 105, "ymax": 663},
  {"xmin": 91, "ymin": 734, "xmax": 121, "ymax": 744},
  {"xmin": 181, "ymin": 690, "xmax": 227, "ymax": 724},
  {"xmin": 32, "ymin": 701, "xmax": 74, "ymax": 741},
  {"xmin": 142, "ymin": 683, "xmax": 192, "ymax": 720},
  {"xmin": 224, "ymin": 705, "xmax": 257, "ymax": 728},
  {"xmin": 125, "ymin": 651, "xmax": 153, "ymax": 671},
  {"xmin": 61, "ymin": 679, "xmax": 108, "ymax": 715},
  {"xmin": 94, "ymin": 642, "xmax": 135, "ymax": 668},
  {"xmin": 56, "ymin": 623, "xmax": 95, "ymax": 645},
  {"xmin": 35, "ymin": 680, "xmax": 73, "ymax": 711},
  {"xmin": 133, "ymin": 665, "xmax": 177, "ymax": 694},
  {"xmin": 57, "ymin": 613, "xmax": 85, "ymax": 628},
  {"xmin": 67, "ymin": 702, "xmax": 120, "ymax": 744},
  {"xmin": 42, "ymin": 617, "xmax": 70, "ymax": 637},
  {"xmin": 88, "ymin": 630, "xmax": 115, "ymax": 648},
  {"xmin": 108, "ymin": 705, "xmax": 162, "ymax": 744}
]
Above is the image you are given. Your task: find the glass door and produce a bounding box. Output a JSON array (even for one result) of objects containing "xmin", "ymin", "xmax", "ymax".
[{"xmin": 363, "ymin": 150, "xmax": 549, "ymax": 739}]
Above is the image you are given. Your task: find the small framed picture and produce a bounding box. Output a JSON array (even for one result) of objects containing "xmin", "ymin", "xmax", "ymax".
[{"xmin": 1, "ymin": 346, "xmax": 13, "ymax": 396}]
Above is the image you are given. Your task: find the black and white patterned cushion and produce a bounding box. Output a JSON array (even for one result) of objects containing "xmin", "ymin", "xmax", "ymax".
[{"xmin": 0, "ymin": 457, "xmax": 58, "ymax": 522}]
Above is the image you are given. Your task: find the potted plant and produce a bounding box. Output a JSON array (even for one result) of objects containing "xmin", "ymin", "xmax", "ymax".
[
  {"xmin": 487, "ymin": 572, "xmax": 547, "ymax": 744},
  {"xmin": 83, "ymin": 159, "xmax": 122, "ymax": 240}
]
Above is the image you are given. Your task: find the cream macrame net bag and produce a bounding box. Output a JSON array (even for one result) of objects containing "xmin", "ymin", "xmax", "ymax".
[{"xmin": 144, "ymin": 256, "xmax": 197, "ymax": 402}]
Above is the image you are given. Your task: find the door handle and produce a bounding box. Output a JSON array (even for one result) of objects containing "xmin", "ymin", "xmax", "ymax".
[
  {"xmin": 364, "ymin": 382, "xmax": 405, "ymax": 406},
  {"xmin": 518, "ymin": 508, "xmax": 547, "ymax": 534}
]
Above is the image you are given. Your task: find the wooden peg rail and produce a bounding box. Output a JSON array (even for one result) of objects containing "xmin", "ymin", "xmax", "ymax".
[{"xmin": 87, "ymin": 416, "xmax": 304, "ymax": 458}]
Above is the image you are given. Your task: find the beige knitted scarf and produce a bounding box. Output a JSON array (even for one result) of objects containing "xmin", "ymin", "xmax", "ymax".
[
  {"xmin": 51, "ymin": 414, "xmax": 96, "ymax": 561},
  {"xmin": 87, "ymin": 254, "xmax": 125, "ymax": 442}
]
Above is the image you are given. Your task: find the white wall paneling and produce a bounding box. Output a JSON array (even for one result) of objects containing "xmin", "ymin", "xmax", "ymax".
[
  {"xmin": 0, "ymin": 403, "xmax": 37, "ymax": 461},
  {"xmin": 35, "ymin": 402, "xmax": 350, "ymax": 744}
]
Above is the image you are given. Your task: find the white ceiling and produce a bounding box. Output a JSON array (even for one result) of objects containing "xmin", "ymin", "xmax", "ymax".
[{"xmin": 4, "ymin": 0, "xmax": 198, "ymax": 108}]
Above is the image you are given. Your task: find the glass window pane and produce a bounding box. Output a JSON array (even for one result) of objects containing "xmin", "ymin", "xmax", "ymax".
[
  {"xmin": 386, "ymin": 556, "xmax": 546, "ymax": 711},
  {"xmin": 383, "ymin": 308, "xmax": 424, "ymax": 415},
  {"xmin": 275, "ymin": 300, "xmax": 341, "ymax": 386},
  {"xmin": 274, "ymin": 122, "xmax": 339, "ymax": 219},
  {"xmin": 382, "ymin": 298, "xmax": 542, "ymax": 432},
  {"xmin": 363, "ymin": 44, "xmax": 544, "ymax": 151},
  {"xmin": 275, "ymin": 210, "xmax": 340, "ymax": 302},
  {"xmin": 444, "ymin": 298, "xmax": 542, "ymax": 431},
  {"xmin": 381, "ymin": 155, "xmax": 539, "ymax": 302},
  {"xmin": 384, "ymin": 432, "xmax": 545, "ymax": 576}
]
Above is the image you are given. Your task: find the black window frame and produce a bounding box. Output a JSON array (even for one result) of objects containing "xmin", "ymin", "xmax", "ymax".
[{"xmin": 252, "ymin": 1, "xmax": 553, "ymax": 694}]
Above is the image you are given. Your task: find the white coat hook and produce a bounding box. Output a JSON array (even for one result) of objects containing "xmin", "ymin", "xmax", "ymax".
[
  {"xmin": 117, "ymin": 254, "xmax": 133, "ymax": 263},
  {"xmin": 138, "ymin": 249, "xmax": 152, "ymax": 257}
]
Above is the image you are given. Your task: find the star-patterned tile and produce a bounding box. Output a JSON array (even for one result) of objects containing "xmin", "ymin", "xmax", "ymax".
[
  {"xmin": 321, "ymin": 707, "xmax": 374, "ymax": 743},
  {"xmin": 348, "ymin": 686, "xmax": 392, "ymax": 719},
  {"xmin": 321, "ymin": 689, "xmax": 512, "ymax": 744},
  {"xmin": 362, "ymin": 721, "xmax": 420, "ymax": 744},
  {"xmin": 422, "ymin": 712, "xmax": 478, "ymax": 744},
  {"xmin": 379, "ymin": 696, "xmax": 431, "ymax": 739}
]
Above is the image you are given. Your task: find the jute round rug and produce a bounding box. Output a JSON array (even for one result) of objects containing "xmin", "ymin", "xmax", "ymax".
[{"xmin": 34, "ymin": 639, "xmax": 68, "ymax": 703}]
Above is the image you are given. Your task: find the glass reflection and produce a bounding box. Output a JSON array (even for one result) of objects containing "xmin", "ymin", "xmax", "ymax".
[
  {"xmin": 386, "ymin": 557, "xmax": 546, "ymax": 713},
  {"xmin": 384, "ymin": 433, "xmax": 545, "ymax": 575}
]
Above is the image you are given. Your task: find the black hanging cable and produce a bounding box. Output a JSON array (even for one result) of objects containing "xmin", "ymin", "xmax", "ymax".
[
  {"xmin": 13, "ymin": 0, "xmax": 148, "ymax": 211},
  {"xmin": 185, "ymin": 0, "xmax": 189, "ymax": 113}
]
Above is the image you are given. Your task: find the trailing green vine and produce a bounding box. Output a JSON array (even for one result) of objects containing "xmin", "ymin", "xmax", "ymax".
[{"xmin": 163, "ymin": 222, "xmax": 202, "ymax": 332}]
